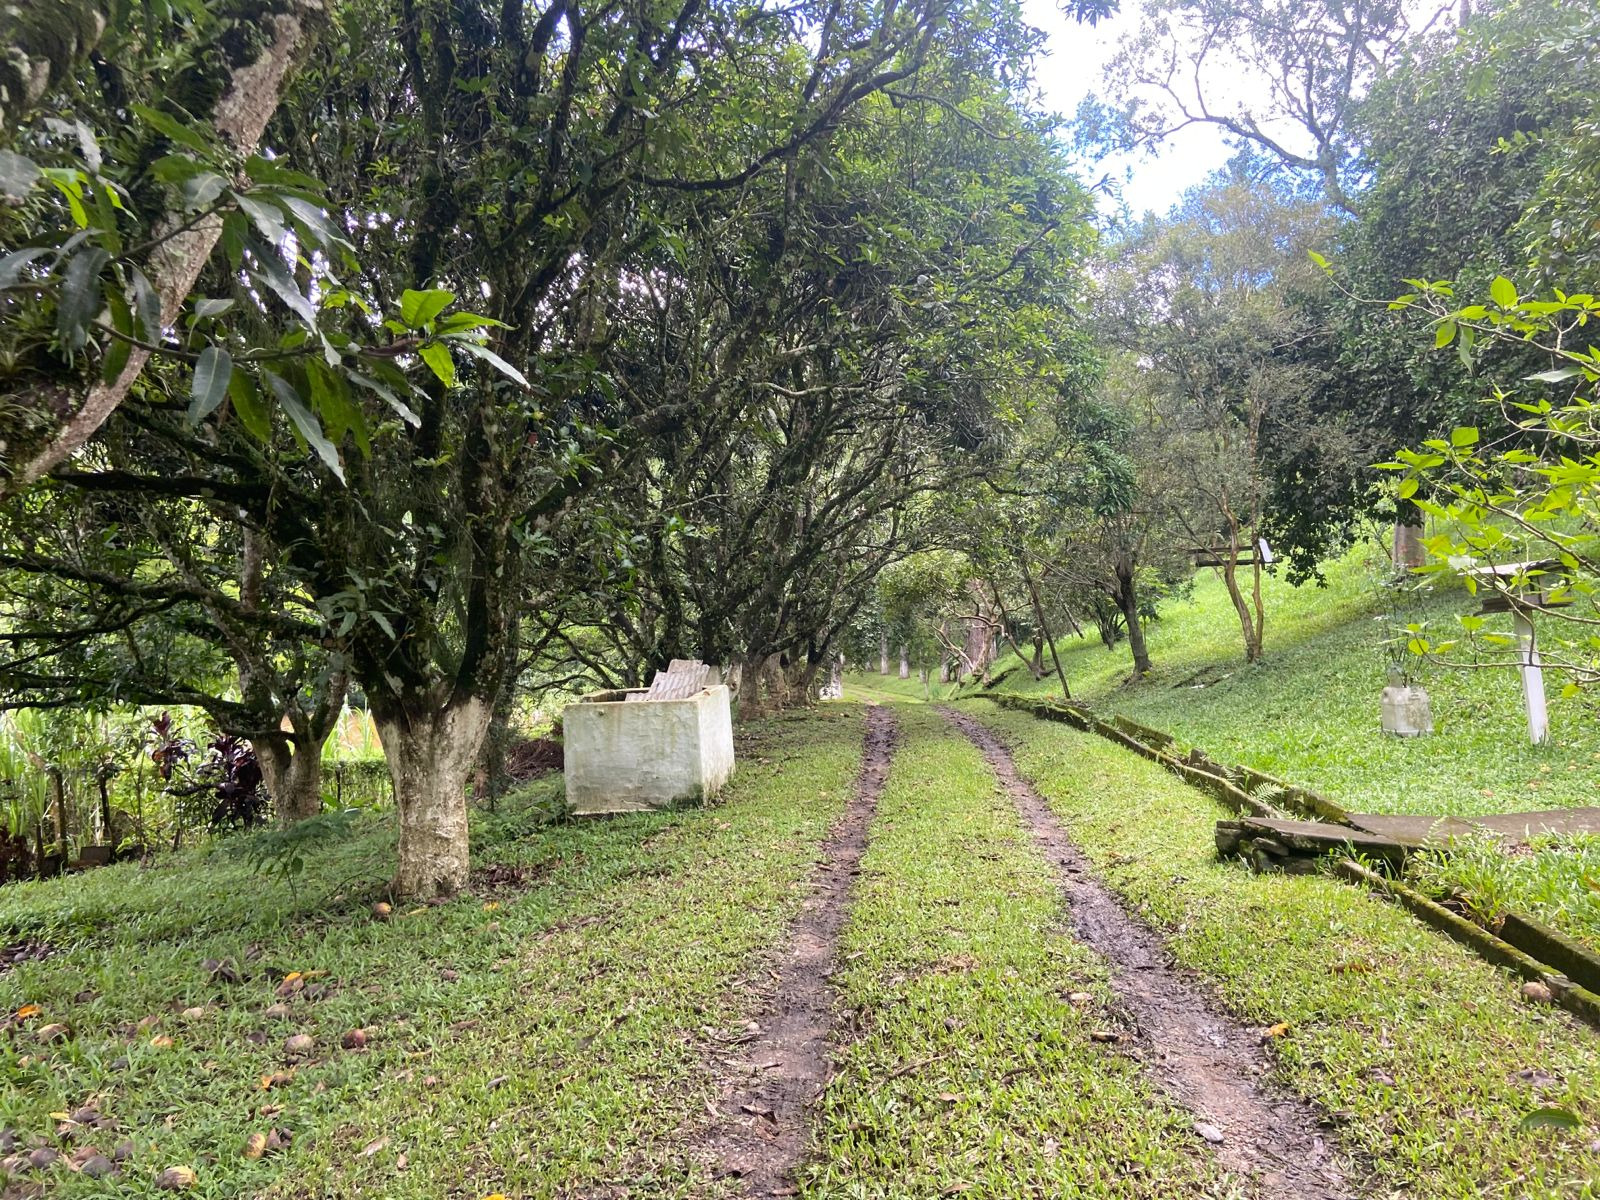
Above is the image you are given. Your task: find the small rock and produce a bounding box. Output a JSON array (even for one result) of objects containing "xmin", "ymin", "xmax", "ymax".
[
  {"xmin": 35, "ymin": 1023, "xmax": 70, "ymax": 1044},
  {"xmin": 69, "ymin": 1108, "xmax": 99, "ymax": 1126},
  {"xmin": 1066, "ymin": 991, "xmax": 1094, "ymax": 1006},
  {"xmin": 108, "ymin": 1057, "xmax": 130, "ymax": 1072},
  {"xmin": 73, "ymin": 989, "xmax": 98, "ymax": 1004},
  {"xmin": 440, "ymin": 969, "xmax": 459, "ymax": 983},
  {"xmin": 155, "ymin": 1164, "xmax": 197, "ymax": 1190},
  {"xmin": 341, "ymin": 1028, "xmax": 368, "ymax": 1050},
  {"xmin": 180, "ymin": 1006, "xmax": 207, "ymax": 1021},
  {"xmin": 284, "ymin": 1033, "xmax": 315, "ymax": 1057},
  {"xmin": 113, "ymin": 1140, "xmax": 135, "ymax": 1163},
  {"xmin": 263, "ymin": 1004, "xmax": 293, "ymax": 1020},
  {"xmin": 27, "ymin": 1147, "xmax": 59, "ymax": 1170},
  {"xmin": 1193, "ymin": 1122, "xmax": 1225, "ymax": 1145},
  {"xmin": 79, "ymin": 1153, "xmax": 115, "ymax": 1179},
  {"xmin": 1521, "ymin": 981, "xmax": 1554, "ymax": 1004}
]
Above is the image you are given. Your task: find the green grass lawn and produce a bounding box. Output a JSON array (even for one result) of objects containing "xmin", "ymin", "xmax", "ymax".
[
  {"xmin": 974, "ymin": 545, "xmax": 1600, "ymax": 821},
  {"xmin": 0, "ymin": 707, "xmax": 866, "ymax": 1199},
  {"xmin": 805, "ymin": 703, "xmax": 1227, "ymax": 1198},
  {"xmin": 965, "ymin": 698, "xmax": 1600, "ymax": 1198}
]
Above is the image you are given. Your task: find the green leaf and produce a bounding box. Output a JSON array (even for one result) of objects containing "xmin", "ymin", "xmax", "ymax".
[
  {"xmin": 1450, "ymin": 426, "xmax": 1480, "ymax": 448},
  {"xmin": 349, "ymin": 371, "xmax": 420, "ymax": 427},
  {"xmin": 419, "ymin": 342, "xmax": 456, "ymax": 388},
  {"xmin": 1397, "ymin": 477, "xmax": 1419, "ymax": 499},
  {"xmin": 1526, "ymin": 367, "xmax": 1583, "ymax": 384},
  {"xmin": 435, "ymin": 311, "xmax": 510, "ymax": 334},
  {"xmin": 450, "ymin": 338, "xmax": 530, "ymax": 389},
  {"xmin": 265, "ymin": 372, "xmax": 344, "ymax": 481},
  {"xmin": 1434, "ymin": 321, "xmax": 1457, "ymax": 348},
  {"xmin": 1307, "ymin": 249, "xmax": 1329, "ymax": 270},
  {"xmin": 1518, "ymin": 1107, "xmax": 1581, "ymax": 1134},
  {"xmin": 129, "ymin": 266, "xmax": 162, "ymax": 342},
  {"xmin": 130, "ymin": 104, "xmax": 210, "ymax": 153},
  {"xmin": 0, "ymin": 150, "xmax": 41, "ymax": 200},
  {"xmin": 0, "ymin": 246, "xmax": 52, "ymax": 289},
  {"xmin": 236, "ymin": 194, "xmax": 288, "ymax": 245},
  {"xmin": 187, "ymin": 346, "xmax": 232, "ymax": 426},
  {"xmin": 400, "ymin": 288, "xmax": 455, "ymax": 329},
  {"xmin": 248, "ymin": 239, "xmax": 317, "ymax": 326},
  {"xmin": 1490, "ymin": 275, "xmax": 1519, "ymax": 309},
  {"xmin": 56, "ymin": 248, "xmax": 110, "ymax": 351},
  {"xmin": 229, "ymin": 371, "xmax": 270, "ymax": 440},
  {"xmin": 194, "ymin": 297, "xmax": 235, "ymax": 320},
  {"xmin": 101, "ymin": 286, "xmax": 133, "ymax": 385}
]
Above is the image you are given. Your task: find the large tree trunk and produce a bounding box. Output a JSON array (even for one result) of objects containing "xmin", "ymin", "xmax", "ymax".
[
  {"xmin": 879, "ymin": 632, "xmax": 889, "ymax": 675},
  {"xmin": 255, "ymin": 733, "xmax": 326, "ymax": 825},
  {"xmin": 0, "ymin": 2, "xmax": 110, "ymax": 133},
  {"xmin": 1115, "ymin": 563, "xmax": 1152, "ymax": 677},
  {"xmin": 898, "ymin": 645, "xmax": 909, "ymax": 679},
  {"xmin": 375, "ymin": 696, "xmax": 491, "ymax": 899},
  {"xmin": 3, "ymin": 0, "xmax": 324, "ymax": 496}
]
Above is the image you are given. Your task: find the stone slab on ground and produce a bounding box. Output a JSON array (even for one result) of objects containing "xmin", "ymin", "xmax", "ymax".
[{"xmin": 1348, "ymin": 807, "xmax": 1600, "ymax": 847}]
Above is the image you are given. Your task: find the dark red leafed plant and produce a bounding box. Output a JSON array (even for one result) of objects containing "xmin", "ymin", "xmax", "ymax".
[{"xmin": 148, "ymin": 712, "xmax": 192, "ymax": 781}]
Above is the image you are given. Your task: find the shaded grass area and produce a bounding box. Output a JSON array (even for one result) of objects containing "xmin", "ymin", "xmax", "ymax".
[
  {"xmin": 0, "ymin": 707, "xmax": 866, "ymax": 1199},
  {"xmin": 804, "ymin": 703, "xmax": 1227, "ymax": 1198},
  {"xmin": 969, "ymin": 699, "xmax": 1600, "ymax": 1199},
  {"xmin": 988, "ymin": 548, "xmax": 1600, "ymax": 820}
]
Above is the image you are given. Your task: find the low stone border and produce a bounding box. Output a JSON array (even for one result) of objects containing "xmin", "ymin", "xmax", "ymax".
[{"xmin": 1337, "ymin": 859, "xmax": 1600, "ymax": 1033}]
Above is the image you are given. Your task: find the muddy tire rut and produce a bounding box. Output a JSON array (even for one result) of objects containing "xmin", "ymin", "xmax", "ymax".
[
  {"xmin": 940, "ymin": 705, "xmax": 1358, "ymax": 1200},
  {"xmin": 691, "ymin": 703, "xmax": 896, "ymax": 1196}
]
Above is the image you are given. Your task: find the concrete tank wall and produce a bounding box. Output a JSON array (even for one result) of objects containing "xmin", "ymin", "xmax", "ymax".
[{"xmin": 564, "ymin": 684, "xmax": 735, "ymax": 815}]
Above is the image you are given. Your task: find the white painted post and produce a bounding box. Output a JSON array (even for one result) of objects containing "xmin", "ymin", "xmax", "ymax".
[{"xmin": 1513, "ymin": 610, "xmax": 1550, "ymax": 745}]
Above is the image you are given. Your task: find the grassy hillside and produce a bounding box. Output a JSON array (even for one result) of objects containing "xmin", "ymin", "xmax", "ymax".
[{"xmin": 878, "ymin": 545, "xmax": 1600, "ymax": 821}]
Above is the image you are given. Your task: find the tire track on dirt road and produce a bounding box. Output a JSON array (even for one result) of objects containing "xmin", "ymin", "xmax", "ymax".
[
  {"xmin": 691, "ymin": 703, "xmax": 897, "ymax": 1197},
  {"xmin": 941, "ymin": 704, "xmax": 1359, "ymax": 1200}
]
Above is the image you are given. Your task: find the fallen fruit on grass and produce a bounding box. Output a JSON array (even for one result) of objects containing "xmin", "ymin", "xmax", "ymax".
[
  {"xmin": 180, "ymin": 1006, "xmax": 206, "ymax": 1021},
  {"xmin": 1066, "ymin": 991, "xmax": 1093, "ymax": 1006},
  {"xmin": 155, "ymin": 1164, "xmax": 196, "ymax": 1189},
  {"xmin": 1089, "ymin": 1030, "xmax": 1121, "ymax": 1043},
  {"xmin": 150, "ymin": 1035, "xmax": 174, "ymax": 1049},
  {"xmin": 35, "ymin": 1023, "xmax": 70, "ymax": 1044},
  {"xmin": 341, "ymin": 1028, "xmax": 367, "ymax": 1050},
  {"xmin": 1521, "ymin": 981, "xmax": 1554, "ymax": 1004},
  {"xmin": 79, "ymin": 1153, "xmax": 115, "ymax": 1178},
  {"xmin": 27, "ymin": 1147, "xmax": 59, "ymax": 1170},
  {"xmin": 284, "ymin": 1033, "xmax": 315, "ymax": 1056},
  {"xmin": 14, "ymin": 1004, "xmax": 40, "ymax": 1019},
  {"xmin": 263, "ymin": 1003, "xmax": 293, "ymax": 1020},
  {"xmin": 242, "ymin": 1132, "xmax": 267, "ymax": 1160},
  {"xmin": 372, "ymin": 902, "xmax": 393, "ymax": 920}
]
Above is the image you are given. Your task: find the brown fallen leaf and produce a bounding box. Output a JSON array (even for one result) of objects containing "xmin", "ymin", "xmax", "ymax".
[
  {"xmin": 36, "ymin": 1022, "xmax": 71, "ymax": 1044},
  {"xmin": 1089, "ymin": 1030, "xmax": 1121, "ymax": 1044},
  {"xmin": 1263, "ymin": 1022, "xmax": 1290, "ymax": 1039},
  {"xmin": 358, "ymin": 1136, "xmax": 390, "ymax": 1159},
  {"xmin": 739, "ymin": 1104, "xmax": 777, "ymax": 1124},
  {"xmin": 155, "ymin": 1164, "xmax": 197, "ymax": 1190}
]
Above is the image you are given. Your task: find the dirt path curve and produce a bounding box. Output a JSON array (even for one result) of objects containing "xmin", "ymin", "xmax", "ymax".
[
  {"xmin": 692, "ymin": 703, "xmax": 897, "ymax": 1196},
  {"xmin": 940, "ymin": 705, "xmax": 1358, "ymax": 1200}
]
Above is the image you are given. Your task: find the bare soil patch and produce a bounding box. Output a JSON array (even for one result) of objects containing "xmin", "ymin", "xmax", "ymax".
[
  {"xmin": 690, "ymin": 703, "xmax": 896, "ymax": 1196},
  {"xmin": 941, "ymin": 704, "xmax": 1358, "ymax": 1200}
]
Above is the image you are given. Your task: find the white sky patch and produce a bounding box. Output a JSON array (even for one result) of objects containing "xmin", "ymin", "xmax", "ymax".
[{"xmin": 1025, "ymin": 0, "xmax": 1266, "ymax": 218}]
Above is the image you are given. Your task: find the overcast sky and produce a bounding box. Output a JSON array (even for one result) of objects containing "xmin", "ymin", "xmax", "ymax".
[{"xmin": 1022, "ymin": 0, "xmax": 1238, "ymax": 218}]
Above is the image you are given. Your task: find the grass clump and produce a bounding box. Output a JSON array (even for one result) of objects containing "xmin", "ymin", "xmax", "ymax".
[
  {"xmin": 0, "ymin": 707, "xmax": 865, "ymax": 1199},
  {"xmin": 804, "ymin": 704, "xmax": 1225, "ymax": 1198},
  {"xmin": 1409, "ymin": 833, "xmax": 1600, "ymax": 952},
  {"xmin": 967, "ymin": 698, "xmax": 1600, "ymax": 1198}
]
